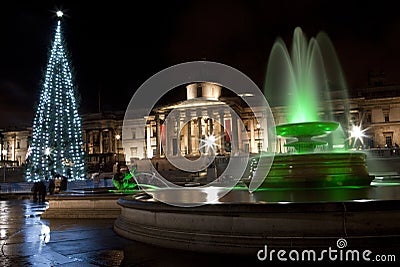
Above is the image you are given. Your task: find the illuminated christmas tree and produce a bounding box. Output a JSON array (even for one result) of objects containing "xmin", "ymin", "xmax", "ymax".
[{"xmin": 25, "ymin": 11, "xmax": 85, "ymax": 182}]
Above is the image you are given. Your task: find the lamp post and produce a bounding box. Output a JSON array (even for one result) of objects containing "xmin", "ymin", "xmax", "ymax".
[
  {"xmin": 2, "ymin": 149, "xmax": 7, "ymax": 183},
  {"xmin": 115, "ymin": 134, "xmax": 121, "ymax": 164}
]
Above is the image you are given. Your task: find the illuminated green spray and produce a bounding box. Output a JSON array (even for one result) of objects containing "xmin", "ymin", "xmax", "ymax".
[{"xmin": 264, "ymin": 27, "xmax": 349, "ymax": 124}]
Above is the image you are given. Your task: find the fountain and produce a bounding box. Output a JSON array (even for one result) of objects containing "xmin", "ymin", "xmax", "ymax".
[
  {"xmin": 114, "ymin": 28, "xmax": 400, "ymax": 256},
  {"xmin": 257, "ymin": 27, "xmax": 373, "ymax": 189}
]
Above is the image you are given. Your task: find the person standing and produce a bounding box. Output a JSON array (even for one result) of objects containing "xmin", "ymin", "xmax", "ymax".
[
  {"xmin": 31, "ymin": 182, "xmax": 38, "ymax": 201},
  {"xmin": 37, "ymin": 181, "xmax": 47, "ymax": 202},
  {"xmin": 113, "ymin": 162, "xmax": 118, "ymax": 174},
  {"xmin": 48, "ymin": 179, "xmax": 55, "ymax": 195},
  {"xmin": 55, "ymin": 177, "xmax": 61, "ymax": 193},
  {"xmin": 60, "ymin": 176, "xmax": 68, "ymax": 191}
]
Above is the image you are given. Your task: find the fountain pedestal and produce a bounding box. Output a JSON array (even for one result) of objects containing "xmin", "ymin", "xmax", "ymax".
[
  {"xmin": 256, "ymin": 152, "xmax": 373, "ymax": 189},
  {"xmin": 253, "ymin": 121, "xmax": 374, "ymax": 188}
]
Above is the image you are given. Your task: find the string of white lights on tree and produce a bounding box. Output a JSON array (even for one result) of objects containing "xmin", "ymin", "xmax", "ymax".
[{"xmin": 25, "ymin": 11, "xmax": 85, "ymax": 182}]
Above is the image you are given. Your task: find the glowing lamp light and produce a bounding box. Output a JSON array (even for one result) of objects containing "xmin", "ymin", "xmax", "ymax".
[
  {"xmin": 204, "ymin": 135, "xmax": 216, "ymax": 148},
  {"xmin": 349, "ymin": 124, "xmax": 369, "ymax": 147},
  {"xmin": 56, "ymin": 11, "xmax": 63, "ymax": 18},
  {"xmin": 350, "ymin": 125, "xmax": 361, "ymax": 138},
  {"xmin": 200, "ymin": 134, "xmax": 220, "ymax": 153}
]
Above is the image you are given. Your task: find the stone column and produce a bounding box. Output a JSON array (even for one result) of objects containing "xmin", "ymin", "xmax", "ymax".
[
  {"xmin": 250, "ymin": 120, "xmax": 255, "ymax": 153},
  {"xmin": 219, "ymin": 110, "xmax": 225, "ymax": 154},
  {"xmin": 108, "ymin": 129, "xmax": 112, "ymax": 153},
  {"xmin": 155, "ymin": 114, "xmax": 161, "ymax": 157},
  {"xmin": 166, "ymin": 115, "xmax": 175, "ymax": 157},
  {"xmin": 96, "ymin": 130, "xmax": 101, "ymax": 154},
  {"xmin": 186, "ymin": 111, "xmax": 192, "ymax": 155},
  {"xmin": 146, "ymin": 124, "xmax": 152, "ymax": 158},
  {"xmin": 84, "ymin": 130, "xmax": 89, "ymax": 154},
  {"xmin": 208, "ymin": 110, "xmax": 214, "ymax": 135},
  {"xmin": 99, "ymin": 130, "xmax": 103, "ymax": 154},
  {"xmin": 231, "ymin": 113, "xmax": 239, "ymax": 153},
  {"xmin": 174, "ymin": 113, "xmax": 180, "ymax": 156},
  {"xmin": 197, "ymin": 110, "xmax": 202, "ymax": 153}
]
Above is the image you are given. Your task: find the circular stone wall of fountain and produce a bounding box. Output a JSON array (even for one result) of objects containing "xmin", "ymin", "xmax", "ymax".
[{"xmin": 114, "ymin": 187, "xmax": 400, "ymax": 255}]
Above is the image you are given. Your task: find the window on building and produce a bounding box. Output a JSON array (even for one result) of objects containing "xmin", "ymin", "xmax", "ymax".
[
  {"xmin": 131, "ymin": 128, "xmax": 136, "ymax": 139},
  {"xmin": 130, "ymin": 147, "xmax": 138, "ymax": 158},
  {"xmin": 17, "ymin": 142, "xmax": 20, "ymax": 149},
  {"xmin": 366, "ymin": 114, "xmax": 371, "ymax": 123},
  {"xmin": 385, "ymin": 136, "xmax": 392, "ymax": 147},
  {"xmin": 383, "ymin": 110, "xmax": 390, "ymax": 122},
  {"xmin": 385, "ymin": 115, "xmax": 389, "ymax": 122}
]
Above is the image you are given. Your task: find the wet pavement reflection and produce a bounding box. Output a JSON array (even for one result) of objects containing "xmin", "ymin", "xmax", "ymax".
[{"xmin": 0, "ymin": 199, "xmax": 257, "ymax": 266}]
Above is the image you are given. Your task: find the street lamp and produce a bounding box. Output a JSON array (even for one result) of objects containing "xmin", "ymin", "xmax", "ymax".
[{"xmin": 115, "ymin": 134, "xmax": 121, "ymax": 163}]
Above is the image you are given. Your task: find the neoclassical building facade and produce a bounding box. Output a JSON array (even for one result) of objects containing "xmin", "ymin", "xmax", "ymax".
[
  {"xmin": 122, "ymin": 82, "xmax": 269, "ymax": 163},
  {"xmin": 2, "ymin": 84, "xmax": 400, "ymax": 170}
]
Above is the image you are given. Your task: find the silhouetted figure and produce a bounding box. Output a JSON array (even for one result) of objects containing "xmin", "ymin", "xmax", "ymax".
[
  {"xmin": 54, "ymin": 177, "xmax": 61, "ymax": 194},
  {"xmin": 48, "ymin": 179, "xmax": 55, "ymax": 195},
  {"xmin": 60, "ymin": 176, "xmax": 68, "ymax": 191},
  {"xmin": 37, "ymin": 181, "xmax": 47, "ymax": 202},
  {"xmin": 31, "ymin": 182, "xmax": 39, "ymax": 201},
  {"xmin": 113, "ymin": 162, "xmax": 119, "ymax": 174}
]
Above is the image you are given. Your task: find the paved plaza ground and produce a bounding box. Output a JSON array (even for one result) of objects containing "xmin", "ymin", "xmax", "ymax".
[
  {"xmin": 1, "ymin": 197, "xmax": 399, "ymax": 266},
  {"xmin": 0, "ymin": 199, "xmax": 262, "ymax": 267}
]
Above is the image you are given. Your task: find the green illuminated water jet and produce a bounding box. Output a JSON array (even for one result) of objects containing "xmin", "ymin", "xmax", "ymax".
[
  {"xmin": 264, "ymin": 27, "xmax": 350, "ymax": 153},
  {"xmin": 257, "ymin": 27, "xmax": 373, "ymax": 188}
]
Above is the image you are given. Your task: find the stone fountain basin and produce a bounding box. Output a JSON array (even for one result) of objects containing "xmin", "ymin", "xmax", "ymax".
[{"xmin": 114, "ymin": 186, "xmax": 400, "ymax": 255}]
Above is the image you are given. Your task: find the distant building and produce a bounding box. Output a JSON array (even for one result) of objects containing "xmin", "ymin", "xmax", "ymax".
[
  {"xmin": 81, "ymin": 111, "xmax": 124, "ymax": 172},
  {"xmin": 122, "ymin": 82, "xmax": 266, "ymax": 162},
  {"xmin": 0, "ymin": 127, "xmax": 31, "ymax": 166},
  {"xmin": 352, "ymin": 85, "xmax": 400, "ymax": 148},
  {"xmin": 2, "ymin": 83, "xmax": 400, "ymax": 172}
]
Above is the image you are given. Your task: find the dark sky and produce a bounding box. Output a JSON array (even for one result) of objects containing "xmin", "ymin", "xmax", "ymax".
[{"xmin": 1, "ymin": 0, "xmax": 400, "ymax": 128}]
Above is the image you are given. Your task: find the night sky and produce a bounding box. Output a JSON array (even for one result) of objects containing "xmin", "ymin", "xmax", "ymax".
[{"xmin": 1, "ymin": 0, "xmax": 400, "ymax": 128}]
